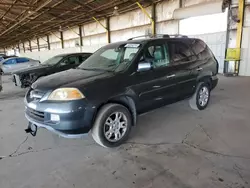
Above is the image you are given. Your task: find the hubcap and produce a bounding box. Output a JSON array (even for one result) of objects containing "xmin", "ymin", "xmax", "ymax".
[
  {"xmin": 198, "ymin": 86, "xmax": 209, "ymax": 107},
  {"xmin": 104, "ymin": 112, "xmax": 128, "ymax": 142}
]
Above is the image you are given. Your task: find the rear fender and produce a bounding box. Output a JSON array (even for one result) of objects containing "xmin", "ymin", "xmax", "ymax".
[{"xmin": 197, "ymin": 71, "xmax": 212, "ymax": 89}]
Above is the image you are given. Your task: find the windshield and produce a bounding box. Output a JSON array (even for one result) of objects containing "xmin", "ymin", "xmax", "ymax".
[
  {"xmin": 41, "ymin": 56, "xmax": 64, "ymax": 66},
  {"xmin": 78, "ymin": 43, "xmax": 141, "ymax": 72}
]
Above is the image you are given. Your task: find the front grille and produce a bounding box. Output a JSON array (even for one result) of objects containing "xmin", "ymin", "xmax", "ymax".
[{"xmin": 27, "ymin": 108, "xmax": 45, "ymax": 122}]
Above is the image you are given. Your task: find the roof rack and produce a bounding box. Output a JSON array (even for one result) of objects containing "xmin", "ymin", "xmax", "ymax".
[{"xmin": 127, "ymin": 34, "xmax": 188, "ymax": 40}]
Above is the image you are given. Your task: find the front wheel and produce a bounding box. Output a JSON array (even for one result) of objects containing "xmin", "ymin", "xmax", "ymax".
[
  {"xmin": 91, "ymin": 104, "xmax": 132, "ymax": 148},
  {"xmin": 189, "ymin": 82, "xmax": 210, "ymax": 110}
]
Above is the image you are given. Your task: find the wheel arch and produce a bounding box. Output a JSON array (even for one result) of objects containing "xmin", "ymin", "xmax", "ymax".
[
  {"xmin": 94, "ymin": 96, "xmax": 137, "ymax": 126},
  {"xmin": 197, "ymin": 74, "xmax": 212, "ymax": 89}
]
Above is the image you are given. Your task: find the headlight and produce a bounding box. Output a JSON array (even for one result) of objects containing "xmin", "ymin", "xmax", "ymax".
[{"xmin": 48, "ymin": 88, "xmax": 85, "ymax": 101}]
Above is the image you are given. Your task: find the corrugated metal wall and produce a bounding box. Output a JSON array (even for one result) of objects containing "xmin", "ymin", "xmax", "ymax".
[{"xmin": 20, "ymin": 0, "xmax": 179, "ymax": 61}]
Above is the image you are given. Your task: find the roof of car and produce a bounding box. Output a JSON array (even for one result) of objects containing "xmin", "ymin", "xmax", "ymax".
[
  {"xmin": 1, "ymin": 57, "xmax": 30, "ymax": 61},
  {"xmin": 104, "ymin": 37, "xmax": 193, "ymax": 48},
  {"xmin": 55, "ymin": 52, "xmax": 92, "ymax": 57}
]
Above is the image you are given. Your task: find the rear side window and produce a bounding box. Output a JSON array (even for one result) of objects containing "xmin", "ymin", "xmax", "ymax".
[
  {"xmin": 3, "ymin": 59, "xmax": 17, "ymax": 65},
  {"xmin": 169, "ymin": 41, "xmax": 196, "ymax": 63},
  {"xmin": 16, "ymin": 58, "xmax": 29, "ymax": 63},
  {"xmin": 190, "ymin": 39, "xmax": 213, "ymax": 60}
]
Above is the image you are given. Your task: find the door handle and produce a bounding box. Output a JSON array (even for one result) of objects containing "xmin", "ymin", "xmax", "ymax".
[
  {"xmin": 166, "ymin": 74, "xmax": 175, "ymax": 79},
  {"xmin": 196, "ymin": 67, "xmax": 203, "ymax": 71}
]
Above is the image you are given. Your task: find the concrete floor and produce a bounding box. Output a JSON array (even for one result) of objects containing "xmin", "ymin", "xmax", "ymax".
[{"xmin": 0, "ymin": 75, "xmax": 250, "ymax": 188}]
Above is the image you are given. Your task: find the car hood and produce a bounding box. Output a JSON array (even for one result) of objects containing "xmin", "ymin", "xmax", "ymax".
[
  {"xmin": 32, "ymin": 68, "xmax": 115, "ymax": 91},
  {"xmin": 13, "ymin": 64, "xmax": 50, "ymax": 75}
]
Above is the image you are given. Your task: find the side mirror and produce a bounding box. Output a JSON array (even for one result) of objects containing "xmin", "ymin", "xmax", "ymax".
[{"xmin": 137, "ymin": 62, "xmax": 151, "ymax": 72}]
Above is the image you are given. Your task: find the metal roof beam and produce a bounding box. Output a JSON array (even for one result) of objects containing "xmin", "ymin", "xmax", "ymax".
[
  {"xmin": 0, "ymin": 0, "xmax": 19, "ymax": 21},
  {"xmin": 0, "ymin": 0, "xmax": 55, "ymax": 37}
]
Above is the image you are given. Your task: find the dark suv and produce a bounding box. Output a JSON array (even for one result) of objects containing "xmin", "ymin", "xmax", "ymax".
[{"xmin": 24, "ymin": 35, "xmax": 218, "ymax": 148}]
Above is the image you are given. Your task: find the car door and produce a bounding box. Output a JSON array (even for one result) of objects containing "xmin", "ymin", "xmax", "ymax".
[
  {"xmin": 15, "ymin": 58, "xmax": 31, "ymax": 70},
  {"xmin": 130, "ymin": 40, "xmax": 180, "ymax": 111},
  {"xmin": 168, "ymin": 40, "xmax": 198, "ymax": 98}
]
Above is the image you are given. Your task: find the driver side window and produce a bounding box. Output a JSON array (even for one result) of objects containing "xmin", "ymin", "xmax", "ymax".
[
  {"xmin": 60, "ymin": 56, "xmax": 79, "ymax": 66},
  {"xmin": 143, "ymin": 43, "xmax": 170, "ymax": 69}
]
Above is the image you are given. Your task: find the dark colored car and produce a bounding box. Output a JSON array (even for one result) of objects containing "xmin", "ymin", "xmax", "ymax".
[
  {"xmin": 0, "ymin": 55, "xmax": 18, "ymax": 60},
  {"xmin": 12, "ymin": 53, "xmax": 92, "ymax": 88},
  {"xmin": 24, "ymin": 35, "xmax": 218, "ymax": 148}
]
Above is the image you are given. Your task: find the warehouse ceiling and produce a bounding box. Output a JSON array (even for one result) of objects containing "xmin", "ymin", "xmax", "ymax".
[{"xmin": 0, "ymin": 0, "xmax": 160, "ymax": 48}]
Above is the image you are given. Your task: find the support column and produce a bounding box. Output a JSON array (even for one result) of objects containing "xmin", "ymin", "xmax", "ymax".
[
  {"xmin": 235, "ymin": 0, "xmax": 245, "ymax": 74},
  {"xmin": 47, "ymin": 35, "xmax": 50, "ymax": 50},
  {"xmin": 37, "ymin": 38, "xmax": 40, "ymax": 51},
  {"xmin": 60, "ymin": 31, "xmax": 64, "ymax": 49},
  {"xmin": 17, "ymin": 43, "xmax": 20, "ymax": 53},
  {"xmin": 106, "ymin": 17, "xmax": 111, "ymax": 43},
  {"xmin": 29, "ymin": 40, "xmax": 32, "ymax": 52},
  {"xmin": 23, "ymin": 42, "xmax": 25, "ymax": 53},
  {"xmin": 136, "ymin": 2, "xmax": 155, "ymax": 35},
  {"xmin": 79, "ymin": 25, "xmax": 83, "ymax": 46},
  {"xmin": 179, "ymin": 0, "xmax": 183, "ymax": 8},
  {"xmin": 151, "ymin": 3, "xmax": 156, "ymax": 36},
  {"xmin": 93, "ymin": 17, "xmax": 110, "ymax": 43}
]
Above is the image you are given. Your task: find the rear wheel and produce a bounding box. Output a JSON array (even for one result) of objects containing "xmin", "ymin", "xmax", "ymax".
[
  {"xmin": 189, "ymin": 82, "xmax": 210, "ymax": 110},
  {"xmin": 91, "ymin": 104, "xmax": 132, "ymax": 148}
]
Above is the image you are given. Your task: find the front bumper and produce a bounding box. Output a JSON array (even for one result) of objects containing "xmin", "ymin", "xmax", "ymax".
[{"xmin": 25, "ymin": 97, "xmax": 96, "ymax": 138}]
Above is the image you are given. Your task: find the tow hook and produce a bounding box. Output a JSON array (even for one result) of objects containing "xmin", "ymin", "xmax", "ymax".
[{"xmin": 25, "ymin": 122, "xmax": 37, "ymax": 136}]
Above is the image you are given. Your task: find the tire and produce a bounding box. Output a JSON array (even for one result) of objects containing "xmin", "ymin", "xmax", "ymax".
[
  {"xmin": 189, "ymin": 82, "xmax": 210, "ymax": 110},
  {"xmin": 91, "ymin": 103, "xmax": 132, "ymax": 148}
]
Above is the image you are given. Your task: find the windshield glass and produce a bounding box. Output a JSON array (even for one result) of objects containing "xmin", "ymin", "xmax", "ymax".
[
  {"xmin": 78, "ymin": 43, "xmax": 141, "ymax": 72},
  {"xmin": 41, "ymin": 56, "xmax": 64, "ymax": 66}
]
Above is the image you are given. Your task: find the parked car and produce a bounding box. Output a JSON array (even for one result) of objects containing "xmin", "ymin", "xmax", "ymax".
[
  {"xmin": 0, "ymin": 55, "xmax": 17, "ymax": 62},
  {"xmin": 2, "ymin": 55, "xmax": 18, "ymax": 59},
  {"xmin": 24, "ymin": 35, "xmax": 218, "ymax": 148},
  {"xmin": 0, "ymin": 57, "xmax": 39, "ymax": 74},
  {"xmin": 12, "ymin": 53, "xmax": 92, "ymax": 88}
]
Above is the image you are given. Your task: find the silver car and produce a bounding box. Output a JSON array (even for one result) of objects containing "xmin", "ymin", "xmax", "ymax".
[{"xmin": 0, "ymin": 57, "xmax": 40, "ymax": 74}]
